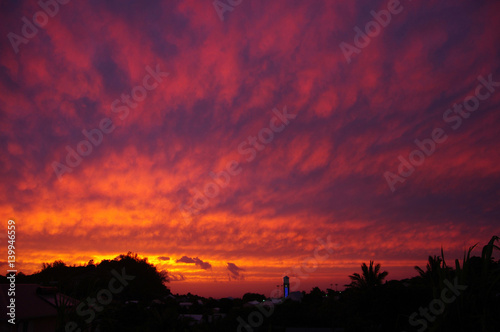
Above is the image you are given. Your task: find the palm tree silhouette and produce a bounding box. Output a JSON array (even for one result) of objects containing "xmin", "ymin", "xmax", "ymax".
[
  {"xmin": 414, "ymin": 250, "xmax": 453, "ymax": 292},
  {"xmin": 346, "ymin": 260, "xmax": 388, "ymax": 289},
  {"xmin": 414, "ymin": 255, "xmax": 445, "ymax": 277}
]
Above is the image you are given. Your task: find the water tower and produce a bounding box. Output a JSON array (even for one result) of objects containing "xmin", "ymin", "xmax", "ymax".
[{"xmin": 283, "ymin": 276, "xmax": 289, "ymax": 298}]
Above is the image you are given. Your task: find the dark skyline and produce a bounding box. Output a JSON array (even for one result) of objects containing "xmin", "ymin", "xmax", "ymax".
[{"xmin": 1, "ymin": 0, "xmax": 499, "ymax": 298}]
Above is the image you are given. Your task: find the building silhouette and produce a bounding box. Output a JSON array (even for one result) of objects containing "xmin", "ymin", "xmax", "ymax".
[{"xmin": 283, "ymin": 276, "xmax": 289, "ymax": 298}]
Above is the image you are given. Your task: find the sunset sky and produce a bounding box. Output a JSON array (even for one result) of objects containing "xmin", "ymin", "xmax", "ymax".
[{"xmin": 1, "ymin": 0, "xmax": 499, "ymax": 298}]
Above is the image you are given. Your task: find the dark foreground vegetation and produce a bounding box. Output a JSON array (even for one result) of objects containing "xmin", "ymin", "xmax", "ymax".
[{"xmin": 1, "ymin": 236, "xmax": 499, "ymax": 332}]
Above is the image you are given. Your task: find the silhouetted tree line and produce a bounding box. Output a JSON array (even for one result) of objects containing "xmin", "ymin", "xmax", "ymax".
[
  {"xmin": 13, "ymin": 252, "xmax": 169, "ymax": 303},
  {"xmin": 244, "ymin": 236, "xmax": 500, "ymax": 332},
  {"xmin": 1, "ymin": 237, "xmax": 499, "ymax": 331}
]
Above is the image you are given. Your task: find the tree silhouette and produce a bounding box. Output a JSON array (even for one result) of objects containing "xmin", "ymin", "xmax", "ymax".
[
  {"xmin": 414, "ymin": 252, "xmax": 452, "ymax": 292},
  {"xmin": 414, "ymin": 255, "xmax": 445, "ymax": 277},
  {"xmin": 242, "ymin": 292, "xmax": 266, "ymax": 302},
  {"xmin": 346, "ymin": 260, "xmax": 388, "ymax": 289},
  {"xmin": 4, "ymin": 237, "xmax": 498, "ymax": 331}
]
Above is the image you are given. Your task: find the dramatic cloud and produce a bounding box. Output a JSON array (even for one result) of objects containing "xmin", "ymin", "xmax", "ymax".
[
  {"xmin": 227, "ymin": 262, "xmax": 245, "ymax": 280},
  {"xmin": 176, "ymin": 256, "xmax": 212, "ymax": 270},
  {"xmin": 1, "ymin": 0, "xmax": 499, "ymax": 297}
]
